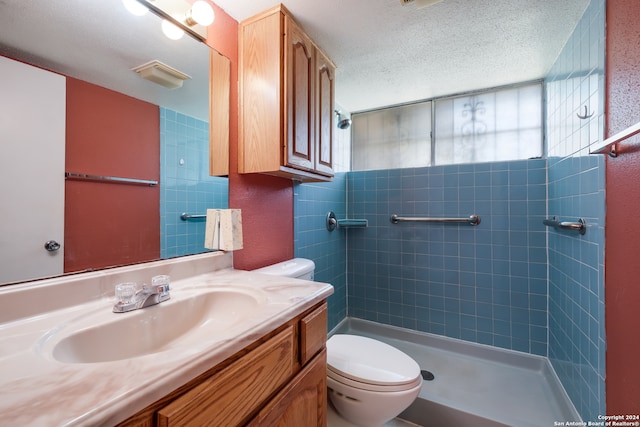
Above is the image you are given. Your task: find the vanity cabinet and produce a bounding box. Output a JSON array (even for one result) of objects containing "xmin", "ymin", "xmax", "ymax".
[
  {"xmin": 117, "ymin": 301, "xmax": 327, "ymax": 427},
  {"xmin": 238, "ymin": 4, "xmax": 335, "ymax": 182},
  {"xmin": 247, "ymin": 349, "xmax": 326, "ymax": 427}
]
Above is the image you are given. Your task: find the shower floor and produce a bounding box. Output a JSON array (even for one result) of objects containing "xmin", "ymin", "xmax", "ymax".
[{"xmin": 330, "ymin": 318, "xmax": 581, "ymax": 427}]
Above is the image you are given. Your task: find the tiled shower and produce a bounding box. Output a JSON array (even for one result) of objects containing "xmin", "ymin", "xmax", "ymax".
[
  {"xmin": 295, "ymin": 0, "xmax": 605, "ymax": 421},
  {"xmin": 545, "ymin": 0, "xmax": 606, "ymax": 418},
  {"xmin": 345, "ymin": 160, "xmax": 547, "ymax": 355}
]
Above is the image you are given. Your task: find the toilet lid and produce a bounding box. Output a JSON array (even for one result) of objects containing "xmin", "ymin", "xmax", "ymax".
[{"xmin": 327, "ymin": 334, "xmax": 421, "ymax": 386}]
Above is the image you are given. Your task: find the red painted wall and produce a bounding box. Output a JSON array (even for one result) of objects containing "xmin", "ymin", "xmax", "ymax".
[
  {"xmin": 65, "ymin": 78, "xmax": 160, "ymax": 272},
  {"xmin": 605, "ymin": 0, "xmax": 640, "ymax": 414},
  {"xmin": 64, "ymin": 2, "xmax": 292, "ymax": 274},
  {"xmin": 207, "ymin": 2, "xmax": 294, "ymax": 271}
]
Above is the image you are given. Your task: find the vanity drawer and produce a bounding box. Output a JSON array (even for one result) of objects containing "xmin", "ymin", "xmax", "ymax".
[
  {"xmin": 300, "ymin": 302, "xmax": 327, "ymax": 365},
  {"xmin": 157, "ymin": 326, "xmax": 294, "ymax": 427}
]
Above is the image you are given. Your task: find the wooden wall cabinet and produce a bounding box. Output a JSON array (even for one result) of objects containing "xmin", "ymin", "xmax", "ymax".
[
  {"xmin": 239, "ymin": 4, "xmax": 335, "ymax": 182},
  {"xmin": 117, "ymin": 301, "xmax": 327, "ymax": 427},
  {"xmin": 209, "ymin": 49, "xmax": 231, "ymax": 176}
]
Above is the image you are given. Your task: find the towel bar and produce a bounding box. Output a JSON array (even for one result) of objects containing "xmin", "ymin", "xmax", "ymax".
[
  {"xmin": 65, "ymin": 172, "xmax": 158, "ymax": 186},
  {"xmin": 181, "ymin": 213, "xmax": 206, "ymax": 221}
]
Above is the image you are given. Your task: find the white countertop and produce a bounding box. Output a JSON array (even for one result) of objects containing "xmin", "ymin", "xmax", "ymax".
[{"xmin": 0, "ymin": 252, "xmax": 333, "ymax": 426}]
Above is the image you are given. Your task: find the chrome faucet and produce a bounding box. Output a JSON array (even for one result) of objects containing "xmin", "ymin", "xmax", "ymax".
[{"xmin": 113, "ymin": 282, "xmax": 171, "ymax": 313}]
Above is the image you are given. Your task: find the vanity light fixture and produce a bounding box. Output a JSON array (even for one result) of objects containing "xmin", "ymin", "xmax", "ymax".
[
  {"xmin": 122, "ymin": 0, "xmax": 148, "ymax": 16},
  {"xmin": 161, "ymin": 18, "xmax": 185, "ymax": 40},
  {"xmin": 132, "ymin": 0, "xmax": 214, "ymax": 41},
  {"xmin": 132, "ymin": 60, "xmax": 191, "ymax": 89},
  {"xmin": 186, "ymin": 1, "xmax": 215, "ymax": 27}
]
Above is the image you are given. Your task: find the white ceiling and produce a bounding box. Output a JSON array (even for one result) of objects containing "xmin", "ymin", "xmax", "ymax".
[
  {"xmin": 214, "ymin": 0, "xmax": 590, "ymax": 113},
  {"xmin": 0, "ymin": 0, "xmax": 210, "ymax": 121},
  {"xmin": 0, "ymin": 0, "xmax": 590, "ymax": 118}
]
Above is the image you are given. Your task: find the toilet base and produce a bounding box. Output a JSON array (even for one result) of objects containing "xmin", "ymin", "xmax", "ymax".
[
  {"xmin": 327, "ymin": 400, "xmax": 365, "ymax": 427},
  {"xmin": 327, "ymin": 375, "xmax": 422, "ymax": 427}
]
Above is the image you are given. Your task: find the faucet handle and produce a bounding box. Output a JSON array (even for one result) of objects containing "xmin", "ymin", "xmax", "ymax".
[
  {"xmin": 155, "ymin": 284, "xmax": 171, "ymax": 295},
  {"xmin": 115, "ymin": 282, "xmax": 137, "ymax": 304},
  {"xmin": 151, "ymin": 275, "xmax": 171, "ymax": 296},
  {"xmin": 141, "ymin": 283, "xmax": 170, "ymax": 295}
]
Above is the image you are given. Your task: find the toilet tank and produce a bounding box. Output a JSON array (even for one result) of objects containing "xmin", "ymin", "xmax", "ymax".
[{"xmin": 254, "ymin": 258, "xmax": 315, "ymax": 281}]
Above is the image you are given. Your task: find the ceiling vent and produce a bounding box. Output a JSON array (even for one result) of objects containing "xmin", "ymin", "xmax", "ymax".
[
  {"xmin": 131, "ymin": 60, "xmax": 191, "ymax": 89},
  {"xmin": 400, "ymin": 0, "xmax": 444, "ymax": 8}
]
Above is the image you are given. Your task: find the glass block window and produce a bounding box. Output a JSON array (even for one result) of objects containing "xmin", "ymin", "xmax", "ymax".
[
  {"xmin": 434, "ymin": 83, "xmax": 542, "ymax": 165},
  {"xmin": 352, "ymin": 101, "xmax": 432, "ymax": 171},
  {"xmin": 350, "ymin": 82, "xmax": 542, "ymax": 171}
]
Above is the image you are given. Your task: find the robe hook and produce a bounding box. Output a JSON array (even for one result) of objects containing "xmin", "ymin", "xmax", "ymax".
[{"xmin": 577, "ymin": 105, "xmax": 594, "ymax": 120}]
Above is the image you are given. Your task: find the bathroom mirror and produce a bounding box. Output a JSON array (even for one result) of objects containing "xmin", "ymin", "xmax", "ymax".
[{"xmin": 0, "ymin": 0, "xmax": 229, "ymax": 286}]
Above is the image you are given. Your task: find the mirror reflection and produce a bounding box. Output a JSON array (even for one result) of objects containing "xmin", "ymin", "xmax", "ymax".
[{"xmin": 0, "ymin": 0, "xmax": 229, "ymax": 286}]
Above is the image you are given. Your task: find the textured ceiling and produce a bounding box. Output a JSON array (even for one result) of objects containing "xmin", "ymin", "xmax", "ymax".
[
  {"xmin": 0, "ymin": 0, "xmax": 590, "ymax": 117},
  {"xmin": 214, "ymin": 0, "xmax": 590, "ymax": 113}
]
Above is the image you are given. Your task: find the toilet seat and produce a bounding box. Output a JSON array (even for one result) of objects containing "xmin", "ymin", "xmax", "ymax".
[
  {"xmin": 328, "ymin": 367, "xmax": 423, "ymax": 392},
  {"xmin": 327, "ymin": 334, "xmax": 422, "ymax": 391}
]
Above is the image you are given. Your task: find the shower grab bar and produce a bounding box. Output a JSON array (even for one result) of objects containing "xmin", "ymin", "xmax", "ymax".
[
  {"xmin": 181, "ymin": 213, "xmax": 207, "ymax": 221},
  {"xmin": 390, "ymin": 214, "xmax": 481, "ymax": 226},
  {"xmin": 543, "ymin": 217, "xmax": 586, "ymax": 235},
  {"xmin": 65, "ymin": 172, "xmax": 158, "ymax": 186}
]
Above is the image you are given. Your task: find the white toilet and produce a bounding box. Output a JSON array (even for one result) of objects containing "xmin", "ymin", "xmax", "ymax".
[
  {"xmin": 255, "ymin": 258, "xmax": 423, "ymax": 427},
  {"xmin": 326, "ymin": 334, "xmax": 422, "ymax": 426},
  {"xmin": 254, "ymin": 257, "xmax": 315, "ymax": 280}
]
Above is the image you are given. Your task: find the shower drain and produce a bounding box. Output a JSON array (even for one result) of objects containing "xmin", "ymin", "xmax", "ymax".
[{"xmin": 421, "ymin": 370, "xmax": 435, "ymax": 381}]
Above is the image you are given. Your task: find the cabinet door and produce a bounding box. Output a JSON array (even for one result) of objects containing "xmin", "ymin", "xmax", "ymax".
[
  {"xmin": 248, "ymin": 349, "xmax": 327, "ymax": 427},
  {"xmin": 157, "ymin": 327, "xmax": 294, "ymax": 427},
  {"xmin": 315, "ymin": 50, "xmax": 335, "ymax": 176},
  {"xmin": 209, "ymin": 49, "xmax": 230, "ymax": 176},
  {"xmin": 285, "ymin": 16, "xmax": 315, "ymax": 171}
]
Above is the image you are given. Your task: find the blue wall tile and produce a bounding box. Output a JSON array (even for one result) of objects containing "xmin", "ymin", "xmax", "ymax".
[
  {"xmin": 346, "ymin": 159, "xmax": 548, "ymax": 354},
  {"xmin": 294, "ymin": 173, "xmax": 348, "ymax": 331},
  {"xmin": 159, "ymin": 107, "xmax": 228, "ymax": 259},
  {"xmin": 545, "ymin": 0, "xmax": 606, "ymax": 420}
]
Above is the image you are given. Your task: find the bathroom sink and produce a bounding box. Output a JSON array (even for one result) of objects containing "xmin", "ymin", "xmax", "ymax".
[{"xmin": 49, "ymin": 287, "xmax": 265, "ymax": 364}]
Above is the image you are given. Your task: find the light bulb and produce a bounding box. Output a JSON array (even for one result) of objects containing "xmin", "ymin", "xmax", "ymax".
[
  {"xmin": 188, "ymin": 1, "xmax": 214, "ymax": 26},
  {"xmin": 122, "ymin": 0, "xmax": 148, "ymax": 16},
  {"xmin": 162, "ymin": 19, "xmax": 184, "ymax": 40}
]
